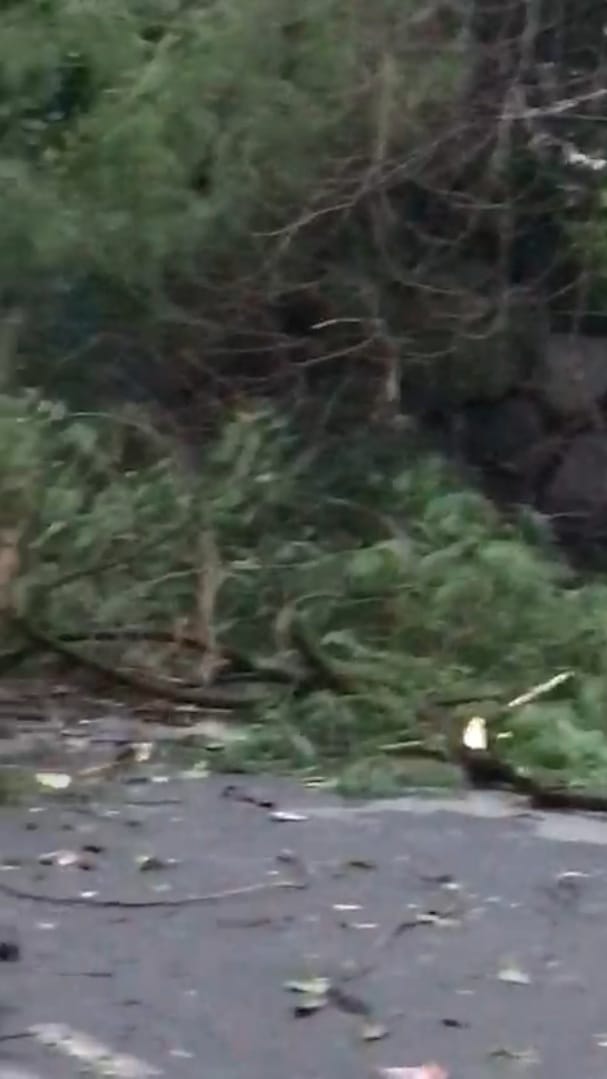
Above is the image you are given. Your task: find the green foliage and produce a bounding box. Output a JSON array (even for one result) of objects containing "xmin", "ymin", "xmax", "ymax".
[
  {"xmin": 507, "ymin": 702, "xmax": 607, "ymax": 786},
  {"xmin": 0, "ymin": 0, "xmax": 459, "ymax": 292},
  {"xmin": 4, "ymin": 392, "xmax": 607, "ymax": 790}
]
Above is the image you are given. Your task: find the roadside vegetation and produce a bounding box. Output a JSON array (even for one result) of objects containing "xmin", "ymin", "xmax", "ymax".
[
  {"xmin": 2, "ymin": 1, "xmax": 607, "ymax": 793},
  {"xmin": 3, "ymin": 394, "xmax": 607, "ymax": 794}
]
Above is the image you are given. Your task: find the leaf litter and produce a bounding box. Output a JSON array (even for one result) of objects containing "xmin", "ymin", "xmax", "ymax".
[
  {"xmin": 293, "ymin": 994, "xmax": 327, "ymax": 1016},
  {"xmin": 489, "ymin": 1046, "xmax": 540, "ymax": 1066},
  {"xmin": 135, "ymin": 854, "xmax": 179, "ymax": 872},
  {"xmin": 269, "ymin": 810, "xmax": 309, "ymax": 822},
  {"xmin": 285, "ymin": 976, "xmax": 331, "ymax": 1017},
  {"xmin": 285, "ymin": 977, "xmax": 331, "ymax": 996},
  {"xmin": 360, "ymin": 1020, "xmax": 389, "ymax": 1042},
  {"xmin": 377, "ymin": 1064, "xmax": 448, "ymax": 1079},
  {"xmin": 333, "ymin": 857, "xmax": 377, "ymax": 875},
  {"xmin": 286, "ymin": 972, "xmax": 390, "ymax": 1038},
  {"xmin": 497, "ymin": 962, "xmax": 532, "ymax": 986},
  {"xmin": 38, "ymin": 850, "xmax": 79, "ymax": 868}
]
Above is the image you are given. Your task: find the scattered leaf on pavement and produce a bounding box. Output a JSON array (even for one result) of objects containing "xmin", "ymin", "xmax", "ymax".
[
  {"xmin": 286, "ymin": 975, "xmax": 330, "ymax": 1017},
  {"xmin": 360, "ymin": 1021, "xmax": 388, "ymax": 1042},
  {"xmin": 389, "ymin": 910, "xmax": 459, "ymax": 939},
  {"xmin": 497, "ymin": 963, "xmax": 531, "ymax": 986},
  {"xmin": 415, "ymin": 911, "xmax": 459, "ymax": 928},
  {"xmin": 377, "ymin": 1062, "xmax": 448, "ymax": 1079},
  {"xmin": 221, "ymin": 784, "xmax": 275, "ymax": 809},
  {"xmin": 136, "ymin": 855, "xmax": 178, "ymax": 872},
  {"xmin": 489, "ymin": 1047, "xmax": 539, "ymax": 1066},
  {"xmin": 269, "ymin": 810, "xmax": 308, "ymax": 822},
  {"xmin": 344, "ymin": 858, "xmax": 377, "ymax": 871},
  {"xmin": 168, "ymin": 1048, "xmax": 194, "ymax": 1059},
  {"xmin": 38, "ymin": 850, "xmax": 79, "ymax": 868},
  {"xmin": 285, "ymin": 977, "xmax": 331, "ymax": 996},
  {"xmin": 293, "ymin": 994, "xmax": 327, "ymax": 1017}
]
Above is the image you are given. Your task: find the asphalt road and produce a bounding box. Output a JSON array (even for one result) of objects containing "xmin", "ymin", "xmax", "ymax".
[{"xmin": 0, "ymin": 775, "xmax": 606, "ymax": 1079}]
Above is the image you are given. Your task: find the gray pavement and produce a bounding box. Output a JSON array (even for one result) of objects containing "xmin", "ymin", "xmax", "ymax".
[{"xmin": 0, "ymin": 776, "xmax": 606, "ymax": 1079}]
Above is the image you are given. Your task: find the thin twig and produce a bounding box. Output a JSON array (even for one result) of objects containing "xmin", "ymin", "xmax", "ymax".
[
  {"xmin": 506, "ymin": 671, "xmax": 573, "ymax": 711},
  {"xmin": 39, "ymin": 523, "xmax": 185, "ymax": 595},
  {"xmin": 505, "ymin": 85, "xmax": 607, "ymax": 121},
  {"xmin": 0, "ymin": 877, "xmax": 306, "ymax": 909}
]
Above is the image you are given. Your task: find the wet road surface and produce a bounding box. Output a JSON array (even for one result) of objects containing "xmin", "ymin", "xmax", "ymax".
[{"xmin": 0, "ymin": 777, "xmax": 606, "ymax": 1078}]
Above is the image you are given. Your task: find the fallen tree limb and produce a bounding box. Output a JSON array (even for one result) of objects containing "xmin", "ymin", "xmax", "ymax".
[
  {"xmin": 1, "ymin": 627, "xmax": 297, "ymax": 684},
  {"xmin": 12, "ymin": 615, "xmax": 284, "ymax": 713}
]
